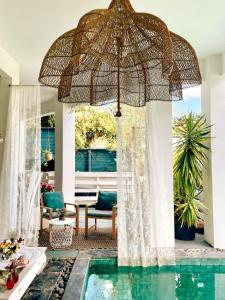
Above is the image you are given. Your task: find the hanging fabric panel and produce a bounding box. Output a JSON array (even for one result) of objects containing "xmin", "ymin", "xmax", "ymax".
[
  {"xmin": 117, "ymin": 102, "xmax": 175, "ymax": 267},
  {"xmin": 0, "ymin": 86, "xmax": 41, "ymax": 246}
]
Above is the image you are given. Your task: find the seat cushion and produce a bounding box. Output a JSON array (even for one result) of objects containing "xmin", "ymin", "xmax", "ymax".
[
  {"xmin": 96, "ymin": 191, "xmax": 117, "ymax": 211},
  {"xmin": 43, "ymin": 211, "xmax": 59, "ymax": 219},
  {"xmin": 43, "ymin": 210, "xmax": 75, "ymax": 219},
  {"xmin": 43, "ymin": 192, "xmax": 64, "ymax": 212},
  {"xmin": 87, "ymin": 210, "xmax": 112, "ymax": 218}
]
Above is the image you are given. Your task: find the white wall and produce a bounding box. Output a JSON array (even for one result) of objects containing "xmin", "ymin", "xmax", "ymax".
[
  {"xmin": 41, "ymin": 98, "xmax": 55, "ymax": 116},
  {"xmin": 0, "ymin": 75, "xmax": 11, "ymax": 171},
  {"xmin": 0, "ymin": 45, "xmax": 20, "ymax": 173},
  {"xmin": 201, "ymin": 53, "xmax": 225, "ymax": 248},
  {"xmin": 0, "ymin": 45, "xmax": 19, "ymax": 84}
]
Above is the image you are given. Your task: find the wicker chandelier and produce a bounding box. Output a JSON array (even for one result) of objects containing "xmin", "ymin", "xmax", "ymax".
[{"xmin": 39, "ymin": 0, "xmax": 201, "ymax": 116}]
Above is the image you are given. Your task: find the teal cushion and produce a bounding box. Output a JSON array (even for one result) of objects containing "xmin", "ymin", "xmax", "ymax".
[
  {"xmin": 43, "ymin": 192, "xmax": 64, "ymax": 212},
  {"xmin": 96, "ymin": 191, "xmax": 117, "ymax": 211}
]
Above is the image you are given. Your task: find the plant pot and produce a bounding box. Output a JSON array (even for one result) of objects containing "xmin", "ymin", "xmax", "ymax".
[
  {"xmin": 175, "ymin": 222, "xmax": 196, "ymax": 241},
  {"xmin": 196, "ymin": 221, "xmax": 204, "ymax": 235},
  {"xmin": 44, "ymin": 152, "xmax": 53, "ymax": 161}
]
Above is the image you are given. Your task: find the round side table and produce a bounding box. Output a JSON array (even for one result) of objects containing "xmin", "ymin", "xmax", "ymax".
[{"xmin": 49, "ymin": 218, "xmax": 74, "ymax": 250}]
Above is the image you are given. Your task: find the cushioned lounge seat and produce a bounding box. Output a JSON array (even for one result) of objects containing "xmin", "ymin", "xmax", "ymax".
[
  {"xmin": 87, "ymin": 210, "xmax": 113, "ymax": 218},
  {"xmin": 85, "ymin": 191, "xmax": 117, "ymax": 240},
  {"xmin": 40, "ymin": 191, "xmax": 78, "ymax": 235}
]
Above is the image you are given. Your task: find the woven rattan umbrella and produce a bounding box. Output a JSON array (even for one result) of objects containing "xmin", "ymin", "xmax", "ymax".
[{"xmin": 39, "ymin": 0, "xmax": 201, "ymax": 116}]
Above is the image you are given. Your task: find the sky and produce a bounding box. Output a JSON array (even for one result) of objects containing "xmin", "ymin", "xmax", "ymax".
[{"xmin": 172, "ymin": 86, "xmax": 201, "ymax": 117}]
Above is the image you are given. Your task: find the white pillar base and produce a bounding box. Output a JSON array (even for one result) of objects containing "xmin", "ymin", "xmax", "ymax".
[{"xmin": 55, "ymin": 101, "xmax": 75, "ymax": 204}]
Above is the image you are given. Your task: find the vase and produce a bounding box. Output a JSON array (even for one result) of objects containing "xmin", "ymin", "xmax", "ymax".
[{"xmin": 6, "ymin": 273, "xmax": 14, "ymax": 290}]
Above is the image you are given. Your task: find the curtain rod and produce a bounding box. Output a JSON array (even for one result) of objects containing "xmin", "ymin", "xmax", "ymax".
[{"xmin": 8, "ymin": 84, "xmax": 52, "ymax": 87}]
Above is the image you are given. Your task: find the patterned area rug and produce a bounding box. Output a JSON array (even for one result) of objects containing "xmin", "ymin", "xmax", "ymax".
[{"xmin": 39, "ymin": 228, "xmax": 117, "ymax": 250}]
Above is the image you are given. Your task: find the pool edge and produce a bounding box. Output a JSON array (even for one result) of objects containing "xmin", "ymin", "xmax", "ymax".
[
  {"xmin": 62, "ymin": 254, "xmax": 90, "ymax": 300},
  {"xmin": 62, "ymin": 250, "xmax": 117, "ymax": 300},
  {"xmin": 62, "ymin": 248, "xmax": 225, "ymax": 300}
]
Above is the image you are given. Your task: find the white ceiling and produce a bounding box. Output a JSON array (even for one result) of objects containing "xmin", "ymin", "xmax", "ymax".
[{"xmin": 0, "ymin": 0, "xmax": 225, "ymax": 86}]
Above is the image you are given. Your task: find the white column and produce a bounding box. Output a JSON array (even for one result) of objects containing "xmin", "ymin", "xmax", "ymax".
[
  {"xmin": 147, "ymin": 102, "xmax": 174, "ymax": 250},
  {"xmin": 55, "ymin": 100, "xmax": 75, "ymax": 204},
  {"xmin": 201, "ymin": 53, "xmax": 225, "ymax": 248}
]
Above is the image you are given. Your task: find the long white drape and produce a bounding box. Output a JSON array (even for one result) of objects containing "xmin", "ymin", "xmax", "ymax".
[
  {"xmin": 0, "ymin": 86, "xmax": 41, "ymax": 246},
  {"xmin": 117, "ymin": 102, "xmax": 175, "ymax": 267}
]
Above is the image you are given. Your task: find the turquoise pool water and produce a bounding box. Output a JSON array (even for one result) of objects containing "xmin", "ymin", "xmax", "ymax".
[{"xmin": 84, "ymin": 259, "xmax": 225, "ymax": 300}]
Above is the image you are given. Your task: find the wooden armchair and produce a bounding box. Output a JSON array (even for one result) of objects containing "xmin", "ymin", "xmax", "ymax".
[
  {"xmin": 85, "ymin": 191, "xmax": 117, "ymax": 240},
  {"xmin": 40, "ymin": 191, "xmax": 79, "ymax": 235}
]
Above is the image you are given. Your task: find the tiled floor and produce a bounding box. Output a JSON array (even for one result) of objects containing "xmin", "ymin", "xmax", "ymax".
[
  {"xmin": 175, "ymin": 233, "xmax": 211, "ymax": 249},
  {"xmin": 77, "ymin": 209, "xmax": 212, "ymax": 251},
  {"xmin": 43, "ymin": 207, "xmax": 212, "ymax": 251},
  {"xmin": 78, "ymin": 209, "xmax": 211, "ymax": 251},
  {"xmin": 43, "ymin": 207, "xmax": 217, "ymax": 261},
  {"xmin": 45, "ymin": 234, "xmax": 211, "ymax": 259}
]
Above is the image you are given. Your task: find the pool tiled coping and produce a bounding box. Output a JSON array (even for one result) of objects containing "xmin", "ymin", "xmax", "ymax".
[
  {"xmin": 62, "ymin": 250, "xmax": 117, "ymax": 300},
  {"xmin": 61, "ymin": 247, "xmax": 225, "ymax": 300},
  {"xmin": 62, "ymin": 257, "xmax": 89, "ymax": 300}
]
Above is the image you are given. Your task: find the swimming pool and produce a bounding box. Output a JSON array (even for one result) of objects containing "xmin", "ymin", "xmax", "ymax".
[{"xmin": 84, "ymin": 258, "xmax": 225, "ymax": 300}]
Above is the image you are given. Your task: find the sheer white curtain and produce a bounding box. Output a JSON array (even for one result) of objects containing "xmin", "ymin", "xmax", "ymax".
[
  {"xmin": 0, "ymin": 86, "xmax": 41, "ymax": 246},
  {"xmin": 117, "ymin": 102, "xmax": 175, "ymax": 267}
]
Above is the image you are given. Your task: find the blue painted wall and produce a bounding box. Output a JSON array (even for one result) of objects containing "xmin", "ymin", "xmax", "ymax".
[{"xmin": 41, "ymin": 128, "xmax": 116, "ymax": 172}]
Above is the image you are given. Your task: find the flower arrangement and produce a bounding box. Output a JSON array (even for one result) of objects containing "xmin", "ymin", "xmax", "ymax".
[
  {"xmin": 0, "ymin": 238, "xmax": 23, "ymax": 261},
  {"xmin": 41, "ymin": 182, "xmax": 54, "ymax": 193}
]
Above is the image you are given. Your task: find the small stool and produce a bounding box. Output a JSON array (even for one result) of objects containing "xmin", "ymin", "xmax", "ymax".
[{"xmin": 49, "ymin": 218, "xmax": 74, "ymax": 250}]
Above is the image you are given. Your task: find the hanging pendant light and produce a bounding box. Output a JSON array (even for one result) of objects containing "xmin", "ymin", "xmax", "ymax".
[
  {"xmin": 0, "ymin": 134, "xmax": 4, "ymax": 144},
  {"xmin": 39, "ymin": 0, "xmax": 201, "ymax": 116},
  {"xmin": 0, "ymin": 98, "xmax": 4, "ymax": 144}
]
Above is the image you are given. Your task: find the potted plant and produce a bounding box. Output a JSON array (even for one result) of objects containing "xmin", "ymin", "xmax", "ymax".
[
  {"xmin": 42, "ymin": 149, "xmax": 53, "ymax": 162},
  {"xmin": 57, "ymin": 208, "xmax": 67, "ymax": 221},
  {"xmin": 0, "ymin": 238, "xmax": 23, "ymax": 262},
  {"xmin": 175, "ymin": 187, "xmax": 207, "ymax": 240},
  {"xmin": 41, "ymin": 182, "xmax": 54, "ymax": 194},
  {"xmin": 173, "ymin": 113, "xmax": 211, "ymax": 240}
]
